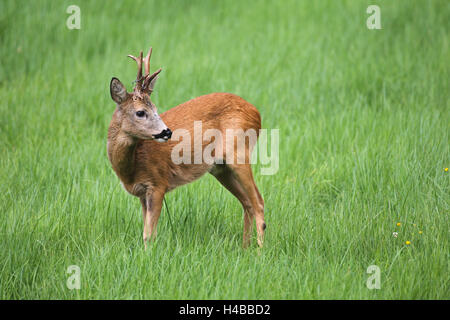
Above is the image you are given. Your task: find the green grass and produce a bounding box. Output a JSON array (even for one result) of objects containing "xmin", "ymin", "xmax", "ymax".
[{"xmin": 0, "ymin": 0, "xmax": 448, "ymax": 299}]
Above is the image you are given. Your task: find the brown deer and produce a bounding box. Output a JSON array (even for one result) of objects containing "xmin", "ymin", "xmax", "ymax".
[{"xmin": 107, "ymin": 46, "xmax": 265, "ymax": 248}]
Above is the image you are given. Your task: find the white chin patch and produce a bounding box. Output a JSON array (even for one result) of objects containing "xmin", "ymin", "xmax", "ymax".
[{"xmin": 155, "ymin": 138, "xmax": 167, "ymax": 143}]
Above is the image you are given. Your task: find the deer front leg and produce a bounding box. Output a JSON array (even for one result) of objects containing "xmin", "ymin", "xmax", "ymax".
[
  {"xmin": 140, "ymin": 196, "xmax": 147, "ymax": 234},
  {"xmin": 142, "ymin": 189, "xmax": 164, "ymax": 249}
]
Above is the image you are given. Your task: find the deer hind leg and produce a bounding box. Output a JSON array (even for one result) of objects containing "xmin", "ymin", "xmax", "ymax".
[
  {"xmin": 210, "ymin": 164, "xmax": 254, "ymax": 248},
  {"xmin": 227, "ymin": 164, "xmax": 265, "ymax": 247},
  {"xmin": 142, "ymin": 189, "xmax": 164, "ymax": 249}
]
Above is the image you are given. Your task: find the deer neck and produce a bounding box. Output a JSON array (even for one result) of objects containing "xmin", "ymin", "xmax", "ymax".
[{"xmin": 107, "ymin": 121, "xmax": 138, "ymax": 185}]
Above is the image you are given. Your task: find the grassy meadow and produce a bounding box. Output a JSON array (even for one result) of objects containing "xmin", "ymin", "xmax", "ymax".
[{"xmin": 0, "ymin": 0, "xmax": 448, "ymax": 299}]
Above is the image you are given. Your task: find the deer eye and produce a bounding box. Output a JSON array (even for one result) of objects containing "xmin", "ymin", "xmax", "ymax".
[{"xmin": 136, "ymin": 110, "xmax": 146, "ymax": 118}]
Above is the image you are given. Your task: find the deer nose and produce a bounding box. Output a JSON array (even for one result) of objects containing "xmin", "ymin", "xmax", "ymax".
[{"xmin": 153, "ymin": 128, "xmax": 172, "ymax": 141}]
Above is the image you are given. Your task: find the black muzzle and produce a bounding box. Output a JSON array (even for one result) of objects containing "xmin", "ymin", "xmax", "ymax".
[{"xmin": 153, "ymin": 128, "xmax": 172, "ymax": 141}]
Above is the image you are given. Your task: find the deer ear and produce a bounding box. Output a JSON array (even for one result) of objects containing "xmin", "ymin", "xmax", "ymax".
[
  {"xmin": 147, "ymin": 75, "xmax": 158, "ymax": 93},
  {"xmin": 110, "ymin": 77, "xmax": 128, "ymax": 104}
]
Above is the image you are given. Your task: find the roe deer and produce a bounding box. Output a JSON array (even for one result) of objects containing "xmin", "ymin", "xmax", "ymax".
[{"xmin": 107, "ymin": 46, "xmax": 265, "ymax": 248}]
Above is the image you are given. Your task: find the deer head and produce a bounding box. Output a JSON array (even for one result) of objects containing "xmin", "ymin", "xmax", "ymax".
[{"xmin": 110, "ymin": 47, "xmax": 172, "ymax": 142}]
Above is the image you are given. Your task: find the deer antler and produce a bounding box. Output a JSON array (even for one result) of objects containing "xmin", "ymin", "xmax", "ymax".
[
  {"xmin": 128, "ymin": 47, "xmax": 162, "ymax": 95},
  {"xmin": 143, "ymin": 47, "xmax": 152, "ymax": 77},
  {"xmin": 127, "ymin": 51, "xmax": 144, "ymax": 93},
  {"xmin": 143, "ymin": 47, "xmax": 162, "ymax": 93}
]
